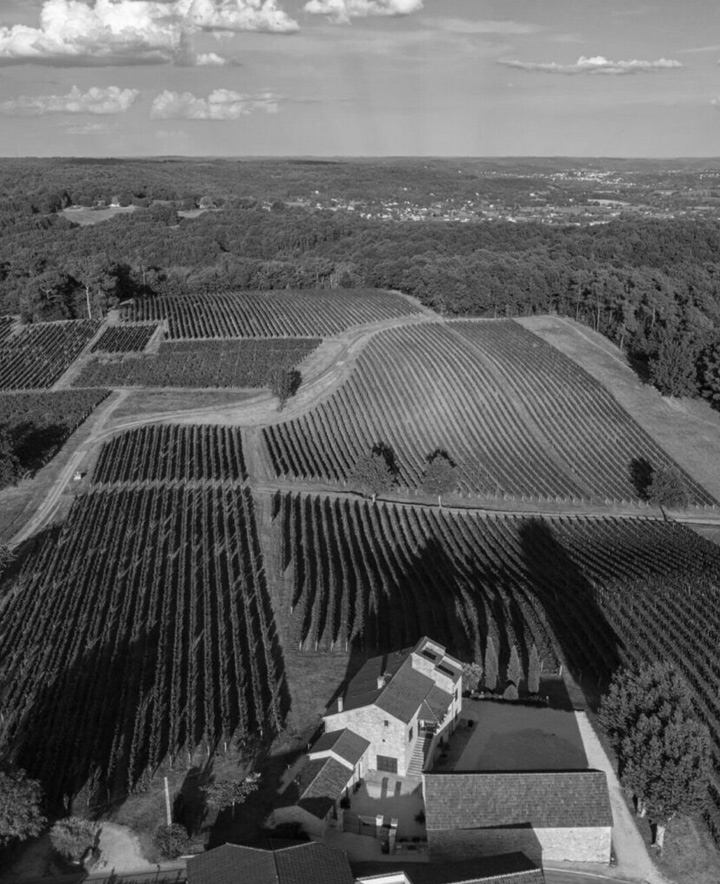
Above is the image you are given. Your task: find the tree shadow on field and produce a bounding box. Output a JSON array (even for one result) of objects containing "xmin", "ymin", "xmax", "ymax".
[
  {"xmin": 331, "ymin": 532, "xmax": 555, "ymax": 710},
  {"xmin": 517, "ymin": 518, "xmax": 623, "ymax": 706},
  {"xmin": 10, "ymin": 419, "xmax": 73, "ymax": 474},
  {"xmin": 629, "ymin": 456, "xmax": 654, "ymax": 501}
]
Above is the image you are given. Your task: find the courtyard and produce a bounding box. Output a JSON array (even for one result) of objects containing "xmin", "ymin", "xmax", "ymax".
[{"xmin": 433, "ymin": 696, "xmax": 588, "ymax": 772}]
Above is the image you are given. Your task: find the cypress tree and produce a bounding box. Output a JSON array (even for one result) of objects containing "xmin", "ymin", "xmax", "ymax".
[
  {"xmin": 484, "ymin": 636, "xmax": 498, "ymax": 692},
  {"xmin": 528, "ymin": 644, "xmax": 541, "ymax": 694},
  {"xmin": 508, "ymin": 643, "xmax": 523, "ymax": 688}
]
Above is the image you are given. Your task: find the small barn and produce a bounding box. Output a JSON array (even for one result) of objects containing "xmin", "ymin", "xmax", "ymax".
[{"xmin": 423, "ymin": 770, "xmax": 612, "ymax": 864}]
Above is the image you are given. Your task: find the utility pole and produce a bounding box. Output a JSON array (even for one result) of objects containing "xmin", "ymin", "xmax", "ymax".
[{"xmin": 164, "ymin": 777, "xmax": 172, "ymax": 826}]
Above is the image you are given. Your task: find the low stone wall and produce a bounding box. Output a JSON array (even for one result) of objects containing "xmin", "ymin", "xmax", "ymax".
[{"xmin": 428, "ymin": 825, "xmax": 611, "ymax": 864}]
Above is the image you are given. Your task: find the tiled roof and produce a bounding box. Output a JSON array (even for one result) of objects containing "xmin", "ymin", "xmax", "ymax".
[
  {"xmin": 310, "ymin": 728, "xmax": 371, "ymax": 765},
  {"xmin": 334, "ymin": 638, "xmax": 458, "ymax": 725},
  {"xmin": 375, "ymin": 663, "xmax": 437, "ymax": 724},
  {"xmin": 187, "ymin": 842, "xmax": 354, "ymax": 884},
  {"xmin": 423, "ymin": 771, "xmax": 613, "ymax": 829},
  {"xmin": 274, "ymin": 842, "xmax": 355, "ymax": 884},
  {"xmin": 188, "ymin": 844, "xmax": 272, "ymax": 884},
  {"xmin": 339, "ymin": 647, "xmax": 414, "ymax": 713},
  {"xmin": 296, "ymin": 756, "xmax": 353, "ymax": 820},
  {"xmin": 353, "ymin": 852, "xmax": 544, "ymax": 884},
  {"xmin": 420, "ymin": 685, "xmax": 454, "ymax": 723}
]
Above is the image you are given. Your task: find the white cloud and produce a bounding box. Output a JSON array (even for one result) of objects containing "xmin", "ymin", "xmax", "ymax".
[
  {"xmin": 150, "ymin": 87, "xmax": 280, "ymax": 119},
  {"xmin": 0, "ymin": 84, "xmax": 139, "ymax": 115},
  {"xmin": 194, "ymin": 51, "xmax": 229, "ymax": 65},
  {"xmin": 497, "ymin": 55, "xmax": 683, "ymax": 75},
  {"xmin": 178, "ymin": 0, "xmax": 297, "ymax": 32},
  {"xmin": 304, "ymin": 0, "xmax": 422, "ymax": 23},
  {"xmin": 421, "ymin": 17, "xmax": 541, "ymax": 36},
  {"xmin": 0, "ymin": 0, "xmax": 297, "ymax": 66}
]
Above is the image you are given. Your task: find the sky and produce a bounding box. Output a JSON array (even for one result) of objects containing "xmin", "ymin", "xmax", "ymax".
[{"xmin": 0, "ymin": 0, "xmax": 719, "ymax": 157}]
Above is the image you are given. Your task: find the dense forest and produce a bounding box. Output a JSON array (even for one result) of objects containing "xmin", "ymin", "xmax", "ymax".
[{"xmin": 1, "ymin": 158, "xmax": 720, "ymax": 403}]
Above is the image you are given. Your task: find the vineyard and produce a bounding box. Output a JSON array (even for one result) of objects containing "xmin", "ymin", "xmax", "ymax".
[
  {"xmin": 274, "ymin": 491, "xmax": 719, "ymax": 664},
  {"xmin": 75, "ymin": 338, "xmax": 319, "ymax": 389},
  {"xmin": 0, "ymin": 483, "xmax": 286, "ymax": 806},
  {"xmin": 91, "ymin": 323, "xmax": 159, "ymax": 353},
  {"xmin": 121, "ymin": 289, "xmax": 425, "ymax": 339},
  {"xmin": 0, "ymin": 320, "xmax": 100, "ymax": 390},
  {"xmin": 0, "ymin": 315, "xmax": 14, "ymax": 344},
  {"xmin": 93, "ymin": 424, "xmax": 247, "ymax": 485},
  {"xmin": 263, "ymin": 321, "xmax": 713, "ymax": 505},
  {"xmin": 0, "ymin": 388, "xmax": 109, "ymax": 479},
  {"xmin": 275, "ymin": 490, "xmax": 720, "ymax": 836}
]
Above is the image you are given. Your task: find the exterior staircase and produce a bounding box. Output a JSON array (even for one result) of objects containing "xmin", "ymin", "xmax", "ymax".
[{"xmin": 407, "ymin": 733, "xmax": 433, "ymax": 776}]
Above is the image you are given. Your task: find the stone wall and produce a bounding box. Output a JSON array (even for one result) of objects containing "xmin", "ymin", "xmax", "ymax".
[
  {"xmin": 428, "ymin": 825, "xmax": 611, "ymax": 865},
  {"xmin": 325, "ymin": 706, "xmax": 418, "ymax": 776}
]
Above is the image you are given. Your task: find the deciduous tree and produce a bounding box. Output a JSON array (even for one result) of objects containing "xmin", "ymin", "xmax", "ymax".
[
  {"xmin": 202, "ymin": 773, "xmax": 260, "ymax": 816},
  {"xmin": 269, "ymin": 368, "xmax": 301, "ymax": 411},
  {"xmin": 50, "ymin": 817, "xmax": 99, "ymax": 863},
  {"xmin": 649, "ymin": 337, "xmax": 699, "ymax": 398},
  {"xmin": 462, "ymin": 662, "xmax": 483, "ymax": 693},
  {"xmin": 153, "ymin": 823, "xmax": 189, "ymax": 859},
  {"xmin": 647, "ymin": 466, "xmax": 690, "ymax": 511},
  {"xmin": 0, "ymin": 766, "xmax": 45, "ymax": 849},
  {"xmin": 421, "ymin": 449, "xmax": 459, "ymax": 507},
  {"xmin": 599, "ymin": 663, "xmax": 711, "ymax": 851},
  {"xmin": 349, "ymin": 449, "xmax": 395, "ymax": 503}
]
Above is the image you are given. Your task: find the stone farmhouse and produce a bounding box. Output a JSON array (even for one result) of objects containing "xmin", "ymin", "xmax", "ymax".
[
  {"xmin": 273, "ymin": 635, "xmax": 613, "ymax": 869},
  {"xmin": 274, "ymin": 637, "xmax": 462, "ymax": 833},
  {"xmin": 322, "ymin": 636, "xmax": 464, "ymax": 778}
]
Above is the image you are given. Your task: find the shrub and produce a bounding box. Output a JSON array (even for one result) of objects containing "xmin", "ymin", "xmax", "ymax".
[
  {"xmin": 502, "ymin": 683, "xmax": 519, "ymax": 701},
  {"xmin": 154, "ymin": 823, "xmax": 189, "ymax": 859},
  {"xmin": 50, "ymin": 817, "xmax": 99, "ymax": 863}
]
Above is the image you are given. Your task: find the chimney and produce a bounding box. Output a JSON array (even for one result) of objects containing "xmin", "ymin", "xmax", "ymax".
[
  {"xmin": 376, "ymin": 674, "xmax": 387, "ymax": 690},
  {"xmin": 337, "ymin": 696, "xmax": 344, "ymax": 713}
]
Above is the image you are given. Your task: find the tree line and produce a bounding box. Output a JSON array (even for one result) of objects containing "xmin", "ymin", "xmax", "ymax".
[{"xmin": 2, "ymin": 196, "xmax": 720, "ymax": 401}]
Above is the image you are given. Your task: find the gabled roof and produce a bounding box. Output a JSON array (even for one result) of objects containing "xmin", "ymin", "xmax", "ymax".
[
  {"xmin": 375, "ymin": 664, "xmax": 437, "ymax": 724},
  {"xmin": 187, "ymin": 842, "xmax": 354, "ymax": 884},
  {"xmin": 419, "ymin": 685, "xmax": 454, "ymax": 724},
  {"xmin": 336, "ymin": 646, "xmax": 415, "ymax": 715},
  {"xmin": 328, "ymin": 638, "xmax": 460, "ymax": 725},
  {"xmin": 353, "ymin": 852, "xmax": 544, "ymax": 884},
  {"xmin": 296, "ymin": 756, "xmax": 353, "ymax": 820},
  {"xmin": 310, "ymin": 728, "xmax": 370, "ymax": 766},
  {"xmin": 423, "ymin": 771, "xmax": 613, "ymax": 830}
]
